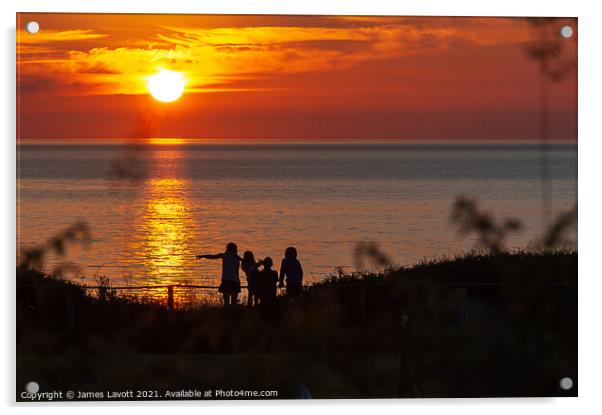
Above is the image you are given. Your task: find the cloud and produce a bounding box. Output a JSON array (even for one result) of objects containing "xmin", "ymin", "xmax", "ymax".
[
  {"xmin": 17, "ymin": 18, "xmax": 534, "ymax": 97},
  {"xmin": 18, "ymin": 29, "xmax": 107, "ymax": 43},
  {"xmin": 17, "ymin": 29, "xmax": 107, "ymax": 55}
]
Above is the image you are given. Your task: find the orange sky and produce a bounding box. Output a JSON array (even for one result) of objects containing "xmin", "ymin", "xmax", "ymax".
[{"xmin": 16, "ymin": 13, "xmax": 577, "ymax": 141}]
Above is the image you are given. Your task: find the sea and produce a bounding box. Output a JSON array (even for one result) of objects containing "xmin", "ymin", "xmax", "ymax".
[{"xmin": 17, "ymin": 141, "xmax": 577, "ymax": 303}]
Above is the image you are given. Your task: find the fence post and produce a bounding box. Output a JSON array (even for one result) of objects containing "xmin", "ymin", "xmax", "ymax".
[{"xmin": 167, "ymin": 285, "xmax": 174, "ymax": 310}]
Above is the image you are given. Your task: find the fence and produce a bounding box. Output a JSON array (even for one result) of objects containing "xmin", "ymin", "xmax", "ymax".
[
  {"xmin": 81, "ymin": 280, "xmax": 574, "ymax": 311},
  {"xmin": 83, "ymin": 283, "xmax": 251, "ymax": 309}
]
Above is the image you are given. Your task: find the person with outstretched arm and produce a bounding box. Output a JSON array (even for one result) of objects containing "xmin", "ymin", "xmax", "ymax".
[{"xmin": 196, "ymin": 242, "xmax": 242, "ymax": 307}]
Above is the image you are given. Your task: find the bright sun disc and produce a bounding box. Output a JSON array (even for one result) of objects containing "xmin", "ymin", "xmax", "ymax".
[{"xmin": 147, "ymin": 70, "xmax": 186, "ymax": 103}]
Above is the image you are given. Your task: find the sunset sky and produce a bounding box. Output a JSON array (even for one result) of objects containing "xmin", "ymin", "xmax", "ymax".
[{"xmin": 17, "ymin": 13, "xmax": 577, "ymax": 141}]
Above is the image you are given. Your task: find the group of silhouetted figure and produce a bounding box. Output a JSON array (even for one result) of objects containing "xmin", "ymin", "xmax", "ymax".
[{"xmin": 196, "ymin": 242, "xmax": 304, "ymax": 308}]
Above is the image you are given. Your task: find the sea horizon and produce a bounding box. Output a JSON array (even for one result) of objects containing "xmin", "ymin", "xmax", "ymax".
[{"xmin": 16, "ymin": 137, "xmax": 578, "ymax": 146}]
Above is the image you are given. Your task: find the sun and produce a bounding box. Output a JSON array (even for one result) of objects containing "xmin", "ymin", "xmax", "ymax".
[{"xmin": 147, "ymin": 69, "xmax": 186, "ymax": 103}]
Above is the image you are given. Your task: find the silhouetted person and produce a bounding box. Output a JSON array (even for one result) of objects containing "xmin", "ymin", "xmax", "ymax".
[
  {"xmin": 279, "ymin": 247, "xmax": 304, "ymax": 298},
  {"xmin": 196, "ymin": 242, "xmax": 241, "ymax": 307},
  {"xmin": 256, "ymin": 257, "xmax": 278, "ymax": 310},
  {"xmin": 241, "ymin": 251, "xmax": 262, "ymax": 307}
]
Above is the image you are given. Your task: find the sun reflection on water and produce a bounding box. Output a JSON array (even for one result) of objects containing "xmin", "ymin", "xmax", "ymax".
[
  {"xmin": 126, "ymin": 145, "xmax": 206, "ymax": 305},
  {"xmin": 138, "ymin": 177, "xmax": 197, "ymax": 303},
  {"xmin": 143, "ymin": 178, "xmax": 192, "ymax": 276}
]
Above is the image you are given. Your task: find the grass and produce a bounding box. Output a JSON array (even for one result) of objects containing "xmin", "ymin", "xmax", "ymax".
[{"xmin": 16, "ymin": 250, "xmax": 577, "ymax": 399}]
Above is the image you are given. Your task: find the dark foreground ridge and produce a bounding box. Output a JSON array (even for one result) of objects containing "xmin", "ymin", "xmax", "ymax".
[{"xmin": 17, "ymin": 250, "xmax": 577, "ymax": 399}]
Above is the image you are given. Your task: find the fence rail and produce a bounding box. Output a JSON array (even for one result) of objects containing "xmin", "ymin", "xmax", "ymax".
[{"xmin": 80, "ymin": 283, "xmax": 249, "ymax": 309}]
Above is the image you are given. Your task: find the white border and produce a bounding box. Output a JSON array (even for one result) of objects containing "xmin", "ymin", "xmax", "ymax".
[
  {"xmin": 3, "ymin": 1, "xmax": 602, "ymax": 414},
  {"xmin": 6, "ymin": 0, "xmax": 584, "ymax": 17}
]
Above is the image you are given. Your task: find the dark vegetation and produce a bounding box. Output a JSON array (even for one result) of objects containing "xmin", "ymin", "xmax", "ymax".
[
  {"xmin": 16, "ymin": 196, "xmax": 577, "ymax": 399},
  {"xmin": 17, "ymin": 250, "xmax": 577, "ymax": 399}
]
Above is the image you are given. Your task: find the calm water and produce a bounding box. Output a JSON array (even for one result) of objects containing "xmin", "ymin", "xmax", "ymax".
[{"xmin": 17, "ymin": 142, "xmax": 577, "ymax": 301}]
